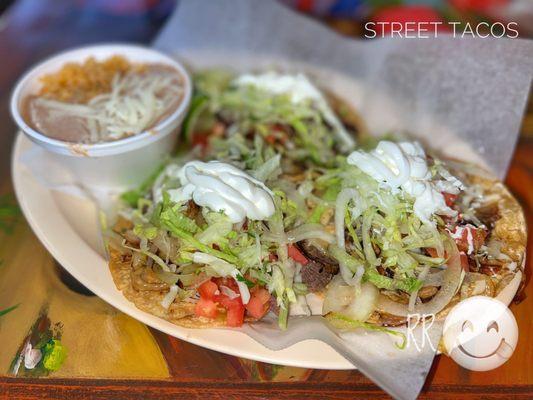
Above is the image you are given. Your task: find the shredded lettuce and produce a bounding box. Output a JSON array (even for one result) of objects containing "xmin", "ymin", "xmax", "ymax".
[
  {"xmin": 325, "ymin": 313, "xmax": 406, "ymax": 350},
  {"xmin": 121, "ymin": 163, "xmax": 165, "ymax": 208},
  {"xmin": 364, "ymin": 268, "xmax": 422, "ymax": 294},
  {"xmin": 122, "ymin": 241, "xmax": 172, "ymax": 273},
  {"xmin": 236, "ymin": 273, "xmax": 255, "ymax": 288},
  {"xmin": 182, "ymin": 95, "xmax": 209, "ymax": 142},
  {"xmin": 330, "ymin": 244, "xmax": 423, "ymax": 294},
  {"xmin": 159, "ymin": 206, "xmax": 239, "ymax": 265},
  {"xmin": 195, "ymin": 212, "xmax": 233, "ymax": 245},
  {"xmin": 308, "ymin": 203, "xmax": 327, "ymax": 224},
  {"xmin": 272, "ymin": 189, "xmax": 301, "ymax": 228},
  {"xmin": 211, "ymin": 84, "xmax": 341, "ymax": 165},
  {"xmin": 113, "ymin": 70, "xmax": 460, "ymax": 333},
  {"xmin": 133, "ymin": 224, "xmax": 158, "ymax": 240},
  {"xmin": 326, "ymin": 161, "xmax": 448, "ymax": 289},
  {"xmin": 194, "ymin": 69, "xmax": 234, "ymax": 98},
  {"xmin": 278, "ymin": 296, "xmax": 290, "ymax": 330},
  {"xmin": 251, "ymin": 154, "xmax": 281, "ymax": 182},
  {"xmin": 159, "ymin": 205, "xmax": 199, "ymax": 235}
]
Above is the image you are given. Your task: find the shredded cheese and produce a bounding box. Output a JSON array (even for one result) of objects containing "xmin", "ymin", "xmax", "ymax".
[{"xmin": 33, "ymin": 70, "xmax": 184, "ymax": 143}]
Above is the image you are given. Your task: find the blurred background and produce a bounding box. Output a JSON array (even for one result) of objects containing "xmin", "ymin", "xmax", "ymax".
[
  {"xmin": 1, "ymin": 0, "xmax": 532, "ymax": 45},
  {"xmin": 0, "ymin": 0, "xmax": 531, "ymax": 166},
  {"xmin": 283, "ymin": 0, "xmax": 533, "ymax": 37}
]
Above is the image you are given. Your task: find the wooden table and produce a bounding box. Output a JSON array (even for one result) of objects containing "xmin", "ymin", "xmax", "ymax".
[{"xmin": 0, "ymin": 1, "xmax": 531, "ymax": 398}]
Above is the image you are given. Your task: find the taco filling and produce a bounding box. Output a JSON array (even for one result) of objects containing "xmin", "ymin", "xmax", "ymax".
[{"xmin": 107, "ymin": 70, "xmax": 525, "ymax": 332}]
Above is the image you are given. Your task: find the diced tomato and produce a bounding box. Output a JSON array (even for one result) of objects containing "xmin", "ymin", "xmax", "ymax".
[
  {"xmin": 225, "ymin": 302, "xmax": 245, "ymax": 327},
  {"xmin": 191, "ymin": 132, "xmax": 209, "ymax": 148},
  {"xmin": 213, "ymin": 292, "xmax": 240, "ymax": 309},
  {"xmin": 195, "ymin": 277, "xmax": 247, "ymax": 326},
  {"xmin": 449, "ymin": 0, "xmax": 509, "ymax": 13},
  {"xmin": 213, "ymin": 277, "xmax": 239, "ymax": 293},
  {"xmin": 195, "ymin": 298, "xmax": 218, "ymax": 318},
  {"xmin": 472, "ymin": 228, "xmax": 487, "ymax": 249},
  {"xmin": 460, "ymin": 252, "xmax": 470, "ymax": 272},
  {"xmin": 426, "ymin": 248, "xmax": 438, "ymax": 258},
  {"xmin": 212, "ymin": 122, "xmax": 225, "ymax": 137},
  {"xmin": 210, "ymin": 279, "xmax": 246, "ymax": 327},
  {"xmin": 214, "ymin": 291, "xmax": 245, "ymax": 327},
  {"xmin": 443, "ymin": 192, "xmax": 458, "ymax": 207},
  {"xmin": 254, "ymin": 287, "xmax": 271, "ymax": 303},
  {"xmin": 265, "ymin": 125, "xmax": 288, "ymax": 145},
  {"xmin": 288, "ymin": 244, "xmax": 308, "ymax": 265},
  {"xmin": 265, "ymin": 134, "xmax": 277, "ymax": 145},
  {"xmin": 195, "ymin": 279, "xmax": 220, "ymax": 319},
  {"xmin": 197, "ymin": 277, "xmax": 250, "ymax": 327},
  {"xmin": 452, "ymin": 225, "xmax": 487, "ymax": 254},
  {"xmin": 426, "ymin": 247, "xmax": 451, "ymax": 260},
  {"xmin": 246, "ymin": 288, "xmax": 271, "ymax": 319},
  {"xmin": 245, "ymin": 298, "xmax": 267, "ymax": 319},
  {"xmin": 198, "ymin": 279, "xmax": 219, "ymax": 300}
]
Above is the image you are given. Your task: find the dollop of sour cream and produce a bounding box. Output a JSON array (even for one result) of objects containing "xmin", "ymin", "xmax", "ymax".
[
  {"xmin": 234, "ymin": 72, "xmax": 355, "ymax": 150},
  {"xmin": 347, "ymin": 140, "xmax": 458, "ymax": 224},
  {"xmin": 168, "ymin": 161, "xmax": 275, "ymax": 223}
]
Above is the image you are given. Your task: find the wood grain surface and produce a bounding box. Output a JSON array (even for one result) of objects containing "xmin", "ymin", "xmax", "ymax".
[{"xmin": 0, "ymin": 1, "xmax": 531, "ymax": 399}]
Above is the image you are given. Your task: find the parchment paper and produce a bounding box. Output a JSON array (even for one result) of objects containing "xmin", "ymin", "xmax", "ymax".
[
  {"xmin": 151, "ymin": 1, "xmax": 533, "ymax": 399},
  {"xmin": 155, "ymin": 0, "xmax": 533, "ymax": 179}
]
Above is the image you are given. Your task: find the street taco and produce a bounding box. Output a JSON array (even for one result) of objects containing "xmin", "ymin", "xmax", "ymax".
[{"xmin": 107, "ymin": 70, "xmax": 526, "ymax": 333}]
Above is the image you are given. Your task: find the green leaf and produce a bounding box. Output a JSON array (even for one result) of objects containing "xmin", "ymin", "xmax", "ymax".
[
  {"xmin": 182, "ymin": 95, "xmax": 209, "ymax": 142},
  {"xmin": 308, "ymin": 203, "xmax": 327, "ymax": 224},
  {"xmin": 325, "ymin": 313, "xmax": 406, "ymax": 350},
  {"xmin": 0, "ymin": 304, "xmax": 19, "ymax": 317},
  {"xmin": 398, "ymin": 276, "xmax": 423, "ymax": 293},
  {"xmin": 278, "ymin": 296, "xmax": 289, "ymax": 330},
  {"xmin": 363, "ymin": 268, "xmax": 422, "ymax": 294},
  {"xmin": 120, "ymin": 190, "xmax": 142, "ymax": 209},
  {"xmin": 120, "ymin": 164, "xmax": 165, "ymax": 208},
  {"xmin": 236, "ymin": 273, "xmax": 255, "ymax": 288},
  {"xmin": 0, "ymin": 194, "xmax": 20, "ymax": 234}
]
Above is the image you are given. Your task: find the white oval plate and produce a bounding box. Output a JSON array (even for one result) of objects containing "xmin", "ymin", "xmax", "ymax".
[{"xmin": 12, "ymin": 133, "xmax": 353, "ymax": 370}]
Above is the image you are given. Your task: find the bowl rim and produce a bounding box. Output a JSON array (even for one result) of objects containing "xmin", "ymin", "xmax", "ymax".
[{"xmin": 10, "ymin": 43, "xmax": 192, "ymax": 157}]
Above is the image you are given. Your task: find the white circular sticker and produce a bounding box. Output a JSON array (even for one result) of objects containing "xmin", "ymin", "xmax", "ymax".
[{"xmin": 443, "ymin": 296, "xmax": 518, "ymax": 371}]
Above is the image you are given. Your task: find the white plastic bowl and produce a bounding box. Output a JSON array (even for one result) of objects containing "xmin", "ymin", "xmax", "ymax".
[{"xmin": 10, "ymin": 44, "xmax": 192, "ymax": 191}]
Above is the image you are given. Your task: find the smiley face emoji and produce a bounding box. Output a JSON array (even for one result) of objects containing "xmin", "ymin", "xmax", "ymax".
[{"xmin": 443, "ymin": 296, "xmax": 518, "ymax": 371}]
